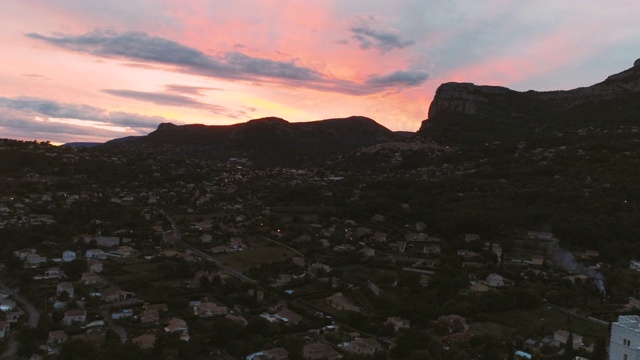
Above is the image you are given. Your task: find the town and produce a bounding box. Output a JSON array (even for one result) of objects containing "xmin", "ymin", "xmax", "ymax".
[{"xmin": 0, "ymin": 135, "xmax": 638, "ymax": 360}]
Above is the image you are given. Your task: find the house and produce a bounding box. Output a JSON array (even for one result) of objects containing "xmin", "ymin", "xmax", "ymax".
[
  {"xmin": 164, "ymin": 317, "xmax": 189, "ymax": 341},
  {"xmin": 554, "ymin": 330, "xmax": 583, "ymax": 349},
  {"xmin": 48, "ymin": 330, "xmax": 68, "ymax": 347},
  {"xmin": 531, "ymin": 255, "xmax": 545, "ymax": 266},
  {"xmin": 274, "ymin": 274, "xmax": 293, "ymax": 286},
  {"xmin": 13, "ymin": 248, "xmax": 37, "ymax": 260},
  {"xmin": 56, "ymin": 282, "xmax": 74, "ymax": 298},
  {"xmin": 193, "ymin": 301, "xmax": 227, "ymax": 317},
  {"xmin": 386, "ymin": 316, "xmax": 411, "ymax": 332},
  {"xmin": 360, "ymin": 247, "xmax": 375, "ymax": 257},
  {"xmin": 469, "ymin": 281, "xmax": 490, "ymax": 294},
  {"xmin": 111, "ymin": 309, "xmax": 134, "ymax": 320},
  {"xmin": 81, "ymin": 272, "xmax": 104, "ymax": 285},
  {"xmin": 228, "ymin": 237, "xmax": 246, "ymax": 250},
  {"xmin": 262, "ymin": 347, "xmax": 290, "ymax": 360},
  {"xmin": 437, "ymin": 315, "xmax": 471, "ymax": 343},
  {"xmin": 308, "ymin": 262, "xmax": 332, "ymax": 276},
  {"xmin": 132, "ymin": 334, "xmax": 156, "ymax": 349},
  {"xmin": 45, "ymin": 267, "xmax": 63, "ymax": 279},
  {"xmin": 26, "ymin": 253, "xmax": 47, "ymax": 266},
  {"xmin": 464, "ymin": 234, "xmax": 480, "ymax": 242},
  {"xmin": 423, "ymin": 244, "xmax": 441, "ymax": 255},
  {"xmin": 348, "ymin": 338, "xmax": 381, "ymax": 356},
  {"xmin": 145, "ymin": 303, "xmax": 169, "ymax": 313},
  {"xmin": 139, "ymin": 309, "xmax": 160, "ymax": 324},
  {"xmin": 302, "ymin": 343, "xmax": 340, "ymax": 360},
  {"xmin": 275, "ymin": 308, "xmax": 304, "ymax": 324},
  {"xmin": 0, "ymin": 298, "xmax": 17, "ymax": 311},
  {"xmin": 326, "ymin": 292, "xmax": 361, "ymax": 312},
  {"xmin": 101, "ymin": 287, "xmax": 135, "ymax": 303},
  {"xmin": 116, "ymin": 246, "xmax": 138, "ymax": 258},
  {"xmin": 225, "ymin": 313, "xmax": 249, "ymax": 327},
  {"xmin": 83, "ymin": 235, "xmax": 130, "ymax": 247},
  {"xmin": 63, "ymin": 309, "xmax": 86, "ymax": 326},
  {"xmin": 88, "ymin": 259, "xmax": 103, "ymax": 273},
  {"xmin": 291, "ymin": 257, "xmax": 306, "ymax": 267},
  {"xmin": 85, "ymin": 249, "xmax": 108, "ymax": 260},
  {"xmin": 526, "ymin": 231, "xmax": 557, "ymax": 243},
  {"xmin": 486, "ymin": 273, "xmax": 505, "ymax": 287},
  {"xmin": 6, "ymin": 308, "xmax": 24, "ymax": 323},
  {"xmin": 62, "ymin": 250, "xmax": 76, "ymax": 262},
  {"xmin": 0, "ymin": 321, "xmax": 9, "ymax": 339},
  {"xmin": 389, "ymin": 241, "xmax": 406, "ymax": 253},
  {"xmin": 630, "ymin": 260, "xmax": 640, "ymax": 271}
]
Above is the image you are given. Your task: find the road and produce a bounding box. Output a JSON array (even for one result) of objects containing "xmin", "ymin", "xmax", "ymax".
[
  {"xmin": 160, "ymin": 210, "xmax": 256, "ymax": 283},
  {"xmin": 100, "ymin": 309, "xmax": 128, "ymax": 343},
  {"xmin": 180, "ymin": 240, "xmax": 256, "ymax": 283},
  {"xmin": 0, "ymin": 282, "xmax": 42, "ymax": 359}
]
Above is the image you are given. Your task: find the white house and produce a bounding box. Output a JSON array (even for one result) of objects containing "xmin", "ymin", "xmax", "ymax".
[
  {"xmin": 62, "ymin": 250, "xmax": 76, "ymax": 262},
  {"xmin": 486, "ymin": 273, "xmax": 505, "ymax": 287},
  {"xmin": 85, "ymin": 249, "xmax": 108, "ymax": 260},
  {"xmin": 610, "ymin": 315, "xmax": 640, "ymax": 360},
  {"xmin": 56, "ymin": 282, "xmax": 74, "ymax": 298}
]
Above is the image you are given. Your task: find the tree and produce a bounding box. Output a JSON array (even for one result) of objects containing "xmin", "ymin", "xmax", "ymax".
[
  {"xmin": 592, "ymin": 336, "xmax": 607, "ymax": 360},
  {"xmin": 564, "ymin": 333, "xmax": 574, "ymax": 360}
]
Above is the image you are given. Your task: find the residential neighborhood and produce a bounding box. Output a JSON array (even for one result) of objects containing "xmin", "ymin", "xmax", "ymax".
[{"xmin": 0, "ymin": 137, "xmax": 631, "ymax": 360}]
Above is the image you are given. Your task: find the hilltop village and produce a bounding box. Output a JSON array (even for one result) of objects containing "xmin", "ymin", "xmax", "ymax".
[{"xmin": 0, "ymin": 137, "xmax": 637, "ymax": 360}]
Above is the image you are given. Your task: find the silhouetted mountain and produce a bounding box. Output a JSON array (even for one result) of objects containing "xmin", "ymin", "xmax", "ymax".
[
  {"xmin": 418, "ymin": 59, "xmax": 640, "ymax": 145},
  {"xmin": 63, "ymin": 142, "xmax": 103, "ymax": 148},
  {"xmin": 106, "ymin": 116, "xmax": 401, "ymax": 165}
]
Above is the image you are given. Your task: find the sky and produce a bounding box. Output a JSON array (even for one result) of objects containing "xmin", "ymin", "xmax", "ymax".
[{"xmin": 1, "ymin": 1, "xmax": 639, "ymax": 144}]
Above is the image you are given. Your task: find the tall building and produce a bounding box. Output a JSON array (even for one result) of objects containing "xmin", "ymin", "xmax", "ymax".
[{"xmin": 610, "ymin": 315, "xmax": 640, "ymax": 359}]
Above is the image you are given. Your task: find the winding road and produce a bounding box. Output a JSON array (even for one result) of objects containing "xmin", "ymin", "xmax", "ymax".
[{"xmin": 0, "ymin": 282, "xmax": 41, "ymax": 359}]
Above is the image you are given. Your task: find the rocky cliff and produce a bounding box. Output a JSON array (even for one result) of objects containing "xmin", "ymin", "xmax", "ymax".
[{"xmin": 419, "ymin": 59, "xmax": 640, "ymax": 144}]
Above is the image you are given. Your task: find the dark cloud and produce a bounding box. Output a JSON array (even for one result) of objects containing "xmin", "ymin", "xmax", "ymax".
[
  {"xmin": 27, "ymin": 30, "xmax": 322, "ymax": 81},
  {"xmin": 101, "ymin": 89, "xmax": 244, "ymax": 118},
  {"xmin": 0, "ymin": 105, "xmax": 141, "ymax": 144},
  {"xmin": 22, "ymin": 73, "xmax": 52, "ymax": 80},
  {"xmin": 351, "ymin": 18, "xmax": 415, "ymax": 52},
  {"xmin": 0, "ymin": 96, "xmax": 172, "ymax": 130},
  {"xmin": 365, "ymin": 70, "xmax": 429, "ymax": 88},
  {"xmin": 164, "ymin": 84, "xmax": 223, "ymax": 96},
  {"xmin": 26, "ymin": 29, "xmax": 427, "ymax": 94}
]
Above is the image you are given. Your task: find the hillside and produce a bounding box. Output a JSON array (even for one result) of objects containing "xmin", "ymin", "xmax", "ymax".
[{"xmin": 106, "ymin": 115, "xmax": 401, "ymax": 165}]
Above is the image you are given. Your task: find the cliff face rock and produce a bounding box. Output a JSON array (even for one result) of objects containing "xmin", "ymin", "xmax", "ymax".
[{"xmin": 420, "ymin": 59, "xmax": 640, "ymax": 144}]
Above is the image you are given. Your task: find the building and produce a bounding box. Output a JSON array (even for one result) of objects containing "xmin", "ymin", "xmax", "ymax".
[
  {"xmin": 48, "ymin": 330, "xmax": 68, "ymax": 347},
  {"xmin": 132, "ymin": 334, "xmax": 156, "ymax": 349},
  {"xmin": 347, "ymin": 338, "xmax": 381, "ymax": 356},
  {"xmin": 553, "ymin": 329, "xmax": 583, "ymax": 349},
  {"xmin": 302, "ymin": 343, "xmax": 340, "ymax": 360},
  {"xmin": 63, "ymin": 309, "xmax": 86, "ymax": 326},
  {"xmin": 610, "ymin": 315, "xmax": 640, "ymax": 360},
  {"xmin": 193, "ymin": 301, "xmax": 227, "ymax": 317},
  {"xmin": 56, "ymin": 282, "xmax": 74, "ymax": 298},
  {"xmin": 62, "ymin": 250, "xmax": 76, "ymax": 262},
  {"xmin": 326, "ymin": 292, "xmax": 361, "ymax": 312},
  {"xmin": 386, "ymin": 316, "xmax": 411, "ymax": 332}
]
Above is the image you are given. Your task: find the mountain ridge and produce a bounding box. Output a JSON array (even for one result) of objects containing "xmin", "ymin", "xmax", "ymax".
[{"xmin": 417, "ymin": 59, "xmax": 640, "ymax": 145}]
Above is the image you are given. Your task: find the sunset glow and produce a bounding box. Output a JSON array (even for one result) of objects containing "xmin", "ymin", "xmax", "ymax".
[{"xmin": 1, "ymin": 1, "xmax": 639, "ymax": 144}]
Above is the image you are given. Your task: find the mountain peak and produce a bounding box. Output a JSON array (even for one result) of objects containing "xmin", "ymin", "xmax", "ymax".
[
  {"xmin": 157, "ymin": 122, "xmax": 179, "ymax": 131},
  {"xmin": 246, "ymin": 117, "xmax": 289, "ymax": 126}
]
